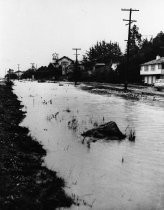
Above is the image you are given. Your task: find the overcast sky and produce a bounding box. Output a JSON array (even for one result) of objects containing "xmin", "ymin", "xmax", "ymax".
[{"xmin": 0, "ymin": 0, "xmax": 164, "ymax": 76}]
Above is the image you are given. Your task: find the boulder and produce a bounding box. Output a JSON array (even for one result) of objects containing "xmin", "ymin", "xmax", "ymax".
[{"xmin": 82, "ymin": 121, "xmax": 126, "ymax": 140}]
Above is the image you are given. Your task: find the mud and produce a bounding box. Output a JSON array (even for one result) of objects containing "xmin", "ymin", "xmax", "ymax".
[{"xmin": 0, "ymin": 83, "xmax": 73, "ymax": 210}]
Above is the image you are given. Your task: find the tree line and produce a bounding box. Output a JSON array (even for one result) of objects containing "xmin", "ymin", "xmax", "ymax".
[
  {"xmin": 6, "ymin": 26, "xmax": 164, "ymax": 84},
  {"xmin": 82, "ymin": 25, "xmax": 164, "ymax": 83}
]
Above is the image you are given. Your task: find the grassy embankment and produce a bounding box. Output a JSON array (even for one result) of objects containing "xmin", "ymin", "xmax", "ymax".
[{"xmin": 0, "ymin": 83, "xmax": 73, "ymax": 210}]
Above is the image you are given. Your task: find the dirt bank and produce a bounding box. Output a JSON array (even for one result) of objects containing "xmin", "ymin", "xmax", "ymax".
[
  {"xmin": 0, "ymin": 83, "xmax": 73, "ymax": 210},
  {"xmin": 79, "ymin": 82, "xmax": 164, "ymax": 101}
]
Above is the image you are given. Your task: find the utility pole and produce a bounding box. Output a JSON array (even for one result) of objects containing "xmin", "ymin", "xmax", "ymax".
[
  {"xmin": 17, "ymin": 64, "xmax": 20, "ymax": 80},
  {"xmin": 121, "ymin": 8, "xmax": 139, "ymax": 90},
  {"xmin": 30, "ymin": 63, "xmax": 35, "ymax": 70},
  {"xmin": 17, "ymin": 64, "xmax": 20, "ymax": 71},
  {"xmin": 72, "ymin": 48, "xmax": 81, "ymax": 85}
]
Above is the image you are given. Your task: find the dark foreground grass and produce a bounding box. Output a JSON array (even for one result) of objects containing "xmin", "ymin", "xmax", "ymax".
[{"xmin": 0, "ymin": 83, "xmax": 73, "ymax": 210}]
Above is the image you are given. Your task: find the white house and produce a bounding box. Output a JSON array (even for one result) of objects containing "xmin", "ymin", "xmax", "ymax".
[
  {"xmin": 140, "ymin": 55, "xmax": 164, "ymax": 84},
  {"xmin": 15, "ymin": 70, "xmax": 23, "ymax": 78},
  {"xmin": 57, "ymin": 56, "xmax": 74, "ymax": 75}
]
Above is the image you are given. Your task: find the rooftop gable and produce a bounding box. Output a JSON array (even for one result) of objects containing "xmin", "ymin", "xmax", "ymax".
[
  {"xmin": 58, "ymin": 56, "xmax": 73, "ymax": 62},
  {"xmin": 141, "ymin": 57, "xmax": 164, "ymax": 66},
  {"xmin": 15, "ymin": 70, "xmax": 23, "ymax": 73}
]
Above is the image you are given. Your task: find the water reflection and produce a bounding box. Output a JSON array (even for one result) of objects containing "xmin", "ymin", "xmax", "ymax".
[{"xmin": 14, "ymin": 81, "xmax": 164, "ymax": 210}]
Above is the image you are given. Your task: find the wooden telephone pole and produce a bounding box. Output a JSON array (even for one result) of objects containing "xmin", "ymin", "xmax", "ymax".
[
  {"xmin": 30, "ymin": 63, "xmax": 35, "ymax": 70},
  {"xmin": 72, "ymin": 48, "xmax": 81, "ymax": 85},
  {"xmin": 121, "ymin": 8, "xmax": 139, "ymax": 90},
  {"xmin": 17, "ymin": 64, "xmax": 20, "ymax": 80}
]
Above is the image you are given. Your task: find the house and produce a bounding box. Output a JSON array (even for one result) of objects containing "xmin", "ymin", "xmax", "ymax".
[
  {"xmin": 15, "ymin": 70, "xmax": 23, "ymax": 78},
  {"xmin": 48, "ymin": 55, "xmax": 74, "ymax": 79},
  {"xmin": 140, "ymin": 55, "xmax": 164, "ymax": 84},
  {"xmin": 93, "ymin": 62, "xmax": 119, "ymax": 72},
  {"xmin": 57, "ymin": 56, "xmax": 74, "ymax": 75},
  {"xmin": 93, "ymin": 63, "xmax": 105, "ymax": 71}
]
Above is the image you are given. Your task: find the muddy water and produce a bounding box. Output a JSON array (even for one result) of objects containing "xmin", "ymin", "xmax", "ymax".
[{"xmin": 13, "ymin": 81, "xmax": 164, "ymax": 210}]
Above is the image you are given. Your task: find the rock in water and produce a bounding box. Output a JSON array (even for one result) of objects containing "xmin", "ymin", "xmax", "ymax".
[{"xmin": 82, "ymin": 121, "xmax": 126, "ymax": 140}]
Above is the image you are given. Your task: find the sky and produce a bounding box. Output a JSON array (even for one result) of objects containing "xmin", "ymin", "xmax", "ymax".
[{"xmin": 0, "ymin": 0, "xmax": 164, "ymax": 76}]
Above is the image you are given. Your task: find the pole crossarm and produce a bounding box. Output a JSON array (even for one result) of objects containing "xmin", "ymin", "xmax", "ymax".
[
  {"xmin": 123, "ymin": 19, "xmax": 136, "ymax": 22},
  {"xmin": 121, "ymin": 8, "xmax": 139, "ymax": 11},
  {"xmin": 72, "ymin": 48, "xmax": 81, "ymax": 51}
]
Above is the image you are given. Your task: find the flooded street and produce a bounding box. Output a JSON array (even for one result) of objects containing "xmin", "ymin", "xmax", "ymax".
[{"xmin": 13, "ymin": 81, "xmax": 164, "ymax": 210}]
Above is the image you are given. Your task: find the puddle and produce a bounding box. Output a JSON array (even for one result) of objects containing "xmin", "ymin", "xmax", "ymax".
[{"xmin": 13, "ymin": 81, "xmax": 164, "ymax": 210}]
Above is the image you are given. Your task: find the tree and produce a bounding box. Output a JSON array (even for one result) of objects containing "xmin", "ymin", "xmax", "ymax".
[
  {"xmin": 5, "ymin": 73, "xmax": 18, "ymax": 80},
  {"xmin": 129, "ymin": 24, "xmax": 142, "ymax": 56},
  {"xmin": 120, "ymin": 29, "xmax": 164, "ymax": 83},
  {"xmin": 83, "ymin": 40, "xmax": 122, "ymax": 67},
  {"xmin": 152, "ymin": 31, "xmax": 164, "ymax": 56},
  {"xmin": 21, "ymin": 69, "xmax": 36, "ymax": 79}
]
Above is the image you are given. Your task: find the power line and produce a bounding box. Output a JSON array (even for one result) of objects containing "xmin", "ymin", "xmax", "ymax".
[{"xmin": 121, "ymin": 8, "xmax": 139, "ymax": 90}]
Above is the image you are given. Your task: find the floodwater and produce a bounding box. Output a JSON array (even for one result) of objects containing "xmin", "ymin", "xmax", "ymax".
[{"xmin": 13, "ymin": 81, "xmax": 164, "ymax": 210}]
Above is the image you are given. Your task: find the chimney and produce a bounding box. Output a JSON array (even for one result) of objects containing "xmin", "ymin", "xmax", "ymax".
[{"xmin": 156, "ymin": 55, "xmax": 160, "ymax": 60}]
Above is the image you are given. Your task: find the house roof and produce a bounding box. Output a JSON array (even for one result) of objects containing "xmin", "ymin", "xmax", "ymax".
[
  {"xmin": 15, "ymin": 70, "xmax": 23, "ymax": 73},
  {"xmin": 141, "ymin": 57, "xmax": 164, "ymax": 66},
  {"xmin": 58, "ymin": 56, "xmax": 73, "ymax": 62}
]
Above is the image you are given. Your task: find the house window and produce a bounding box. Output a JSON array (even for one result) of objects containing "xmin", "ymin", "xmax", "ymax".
[
  {"xmin": 144, "ymin": 66, "xmax": 148, "ymax": 71},
  {"xmin": 151, "ymin": 65, "xmax": 155, "ymax": 70},
  {"xmin": 162, "ymin": 63, "xmax": 164, "ymax": 69},
  {"xmin": 158, "ymin": 64, "xmax": 162, "ymax": 69}
]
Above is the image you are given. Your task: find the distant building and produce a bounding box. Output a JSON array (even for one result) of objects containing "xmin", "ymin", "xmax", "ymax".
[
  {"xmin": 140, "ymin": 55, "xmax": 164, "ymax": 84},
  {"xmin": 57, "ymin": 56, "xmax": 74, "ymax": 75},
  {"xmin": 49, "ymin": 55, "xmax": 74, "ymax": 76},
  {"xmin": 93, "ymin": 63, "xmax": 105, "ymax": 71},
  {"xmin": 15, "ymin": 70, "xmax": 23, "ymax": 78},
  {"xmin": 93, "ymin": 62, "xmax": 119, "ymax": 72}
]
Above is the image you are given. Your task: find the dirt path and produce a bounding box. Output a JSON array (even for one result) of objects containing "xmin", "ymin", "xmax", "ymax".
[{"xmin": 0, "ymin": 83, "xmax": 73, "ymax": 210}]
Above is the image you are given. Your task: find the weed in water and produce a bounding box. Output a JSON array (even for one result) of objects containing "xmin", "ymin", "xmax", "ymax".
[
  {"xmin": 125, "ymin": 125, "xmax": 136, "ymax": 142},
  {"xmin": 68, "ymin": 116, "xmax": 78, "ymax": 131},
  {"xmin": 128, "ymin": 129, "xmax": 136, "ymax": 141},
  {"xmin": 65, "ymin": 107, "xmax": 71, "ymax": 113},
  {"xmin": 125, "ymin": 126, "xmax": 136, "ymax": 142},
  {"xmin": 46, "ymin": 112, "xmax": 59, "ymax": 121}
]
